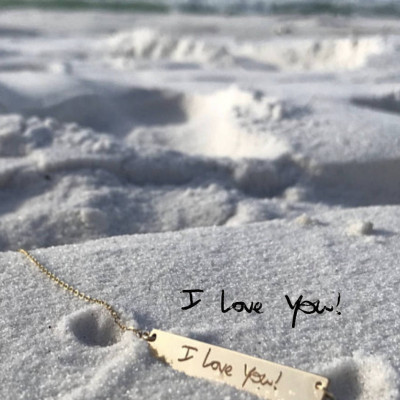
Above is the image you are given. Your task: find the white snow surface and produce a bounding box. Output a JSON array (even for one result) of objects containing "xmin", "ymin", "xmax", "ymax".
[
  {"xmin": 0, "ymin": 10, "xmax": 399, "ymax": 400},
  {"xmin": 2, "ymin": 213, "xmax": 400, "ymax": 399}
]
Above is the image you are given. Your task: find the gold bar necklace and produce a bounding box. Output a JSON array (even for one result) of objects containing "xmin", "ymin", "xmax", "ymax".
[{"xmin": 18, "ymin": 248, "xmax": 334, "ymax": 400}]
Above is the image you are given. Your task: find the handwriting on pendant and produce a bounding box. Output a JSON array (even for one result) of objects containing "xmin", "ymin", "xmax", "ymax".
[
  {"xmin": 243, "ymin": 364, "xmax": 283, "ymax": 390},
  {"xmin": 177, "ymin": 344, "xmax": 282, "ymax": 392},
  {"xmin": 203, "ymin": 348, "xmax": 233, "ymax": 376},
  {"xmin": 150, "ymin": 330, "xmax": 330, "ymax": 400},
  {"xmin": 178, "ymin": 345, "xmax": 233, "ymax": 376}
]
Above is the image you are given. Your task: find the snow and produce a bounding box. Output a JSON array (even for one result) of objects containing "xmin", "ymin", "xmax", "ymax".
[
  {"xmin": 1, "ymin": 212, "xmax": 399, "ymax": 399},
  {"xmin": 105, "ymin": 28, "xmax": 386, "ymax": 71},
  {"xmin": 0, "ymin": 9, "xmax": 399, "ymax": 400},
  {"xmin": 346, "ymin": 220, "xmax": 374, "ymax": 236}
]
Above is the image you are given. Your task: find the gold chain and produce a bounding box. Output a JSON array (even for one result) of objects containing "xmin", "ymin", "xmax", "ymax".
[{"xmin": 18, "ymin": 248, "xmax": 156, "ymax": 342}]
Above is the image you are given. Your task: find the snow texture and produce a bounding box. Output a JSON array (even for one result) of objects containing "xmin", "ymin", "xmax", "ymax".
[
  {"xmin": 1, "ymin": 213, "xmax": 400, "ymax": 399},
  {"xmin": 0, "ymin": 9, "xmax": 399, "ymax": 400}
]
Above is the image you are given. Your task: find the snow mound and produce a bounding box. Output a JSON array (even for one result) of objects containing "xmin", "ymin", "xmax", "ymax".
[
  {"xmin": 346, "ymin": 220, "xmax": 374, "ymax": 236},
  {"xmin": 56, "ymin": 306, "xmax": 122, "ymax": 347},
  {"xmin": 130, "ymin": 87, "xmax": 295, "ymax": 160},
  {"xmin": 105, "ymin": 29, "xmax": 385, "ymax": 71},
  {"xmin": 22, "ymin": 86, "xmax": 188, "ymax": 136},
  {"xmin": 0, "ymin": 109, "xmax": 302, "ymax": 251},
  {"xmin": 105, "ymin": 28, "xmax": 233, "ymax": 67},
  {"xmin": 322, "ymin": 352, "xmax": 399, "ymax": 400},
  {"xmin": 0, "ymin": 114, "xmax": 54, "ymax": 157},
  {"xmin": 245, "ymin": 36, "xmax": 385, "ymax": 71}
]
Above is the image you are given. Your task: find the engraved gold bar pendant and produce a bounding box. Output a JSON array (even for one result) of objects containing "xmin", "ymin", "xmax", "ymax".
[{"xmin": 148, "ymin": 329, "xmax": 330, "ymax": 400}]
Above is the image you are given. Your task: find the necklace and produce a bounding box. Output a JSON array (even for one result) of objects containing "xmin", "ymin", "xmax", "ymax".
[{"xmin": 19, "ymin": 248, "xmax": 334, "ymax": 400}]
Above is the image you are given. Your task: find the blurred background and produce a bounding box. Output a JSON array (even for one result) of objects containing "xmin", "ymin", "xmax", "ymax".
[{"xmin": 1, "ymin": 0, "xmax": 400, "ymax": 252}]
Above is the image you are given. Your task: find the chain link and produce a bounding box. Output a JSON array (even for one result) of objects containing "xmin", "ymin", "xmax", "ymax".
[{"xmin": 18, "ymin": 248, "xmax": 156, "ymax": 342}]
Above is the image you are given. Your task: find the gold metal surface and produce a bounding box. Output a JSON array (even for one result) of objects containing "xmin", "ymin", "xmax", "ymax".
[{"xmin": 149, "ymin": 329, "xmax": 330, "ymax": 400}]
